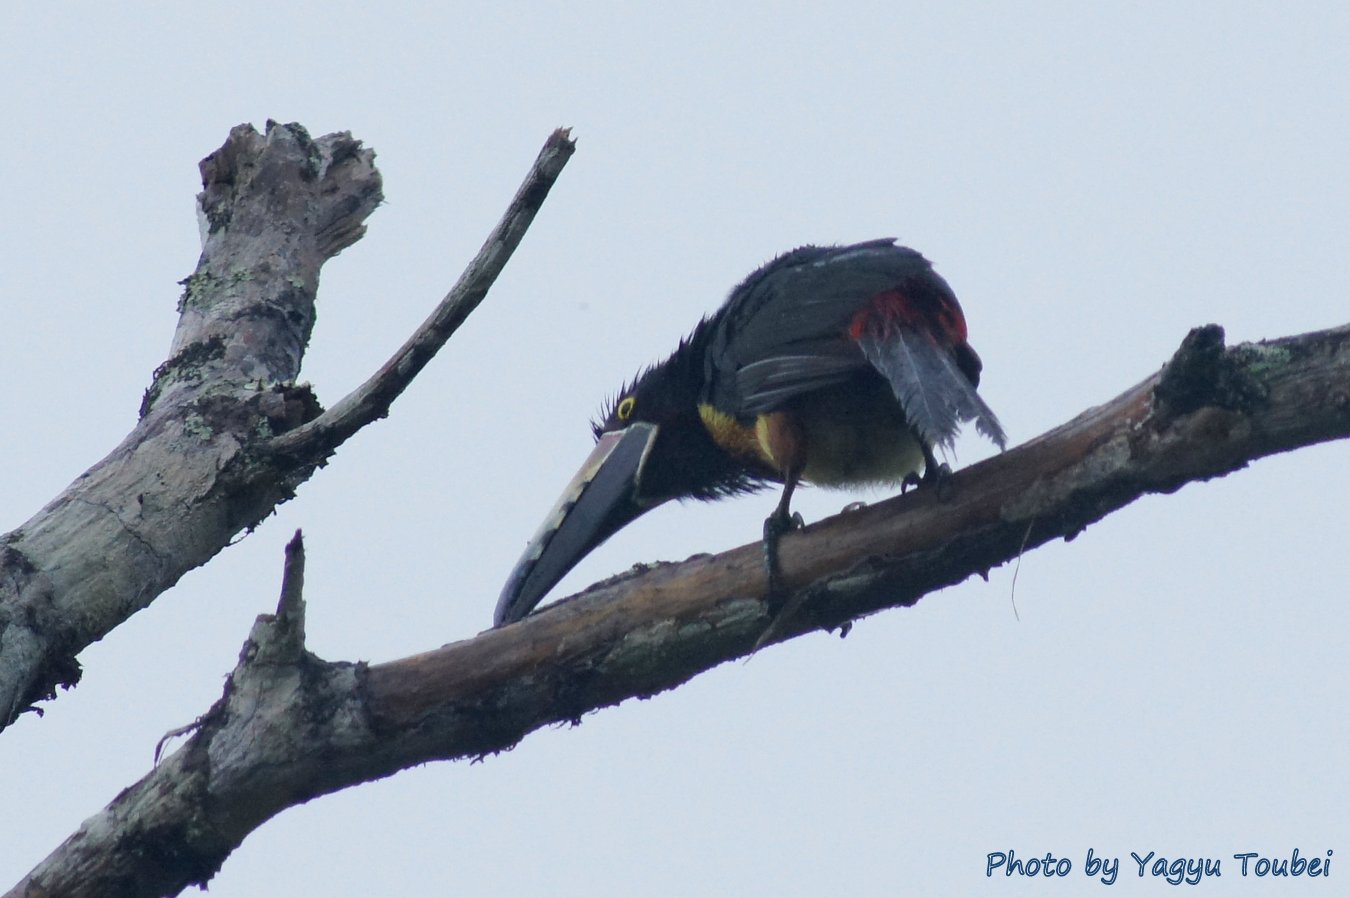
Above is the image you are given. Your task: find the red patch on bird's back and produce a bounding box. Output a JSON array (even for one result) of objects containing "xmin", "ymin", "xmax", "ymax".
[{"xmin": 848, "ymin": 289, "xmax": 968, "ymax": 345}]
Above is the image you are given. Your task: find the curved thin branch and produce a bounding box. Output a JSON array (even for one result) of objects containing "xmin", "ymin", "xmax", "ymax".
[
  {"xmin": 11, "ymin": 322, "xmax": 1348, "ymax": 898},
  {"xmin": 0, "ymin": 124, "xmax": 571, "ymax": 732},
  {"xmin": 267, "ymin": 127, "xmax": 576, "ymax": 461}
]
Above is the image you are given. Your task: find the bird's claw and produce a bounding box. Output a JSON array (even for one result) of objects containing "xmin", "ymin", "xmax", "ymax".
[
  {"xmin": 902, "ymin": 464, "xmax": 950, "ymax": 496},
  {"xmin": 922, "ymin": 460, "xmax": 952, "ymax": 485},
  {"xmin": 922, "ymin": 461, "xmax": 954, "ymax": 499},
  {"xmin": 912, "ymin": 442, "xmax": 955, "ymax": 499},
  {"xmin": 762, "ymin": 509, "xmax": 803, "ymax": 615},
  {"xmin": 764, "ymin": 509, "xmax": 804, "ymax": 537}
]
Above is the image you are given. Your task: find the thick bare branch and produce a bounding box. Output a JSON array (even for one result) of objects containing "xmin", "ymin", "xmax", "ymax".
[
  {"xmin": 0, "ymin": 122, "xmax": 378, "ymax": 731},
  {"xmin": 369, "ymin": 323, "xmax": 1350, "ymax": 724},
  {"xmin": 0, "ymin": 124, "xmax": 570, "ymax": 732},
  {"xmin": 8, "ymin": 532, "xmax": 350, "ymax": 898},
  {"xmin": 11, "ymin": 322, "xmax": 1347, "ymax": 898}
]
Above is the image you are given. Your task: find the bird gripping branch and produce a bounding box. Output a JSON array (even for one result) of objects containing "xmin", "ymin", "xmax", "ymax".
[{"xmin": 495, "ymin": 239, "xmax": 1007, "ymax": 627}]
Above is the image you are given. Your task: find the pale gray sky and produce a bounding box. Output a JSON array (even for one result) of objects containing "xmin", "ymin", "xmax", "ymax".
[{"xmin": 2, "ymin": 3, "xmax": 1347, "ymax": 895}]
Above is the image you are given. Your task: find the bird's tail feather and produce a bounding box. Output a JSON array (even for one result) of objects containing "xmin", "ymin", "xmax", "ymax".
[{"xmin": 858, "ymin": 330, "xmax": 1007, "ymax": 455}]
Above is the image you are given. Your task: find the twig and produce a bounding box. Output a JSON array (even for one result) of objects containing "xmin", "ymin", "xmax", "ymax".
[
  {"xmin": 269, "ymin": 128, "xmax": 577, "ymax": 459},
  {"xmin": 1009, "ymin": 518, "xmax": 1034, "ymax": 621}
]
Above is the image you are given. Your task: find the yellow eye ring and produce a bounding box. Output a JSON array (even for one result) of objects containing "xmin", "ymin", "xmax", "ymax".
[{"xmin": 617, "ymin": 396, "xmax": 636, "ymax": 421}]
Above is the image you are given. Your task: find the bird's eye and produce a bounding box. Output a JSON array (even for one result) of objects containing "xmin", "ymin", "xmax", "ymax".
[{"xmin": 617, "ymin": 396, "xmax": 636, "ymax": 421}]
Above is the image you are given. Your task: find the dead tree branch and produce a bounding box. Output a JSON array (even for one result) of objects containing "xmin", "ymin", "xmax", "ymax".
[
  {"xmin": 268, "ymin": 127, "xmax": 575, "ymax": 461},
  {"xmin": 10, "ymin": 321, "xmax": 1348, "ymax": 898},
  {"xmin": 0, "ymin": 123, "xmax": 573, "ymax": 732}
]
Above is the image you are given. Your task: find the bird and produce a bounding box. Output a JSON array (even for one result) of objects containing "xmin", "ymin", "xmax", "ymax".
[{"xmin": 494, "ymin": 238, "xmax": 1006, "ymax": 627}]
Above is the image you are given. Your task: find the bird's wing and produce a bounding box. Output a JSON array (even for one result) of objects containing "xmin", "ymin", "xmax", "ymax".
[
  {"xmin": 703, "ymin": 239, "xmax": 906, "ymax": 413},
  {"xmin": 732, "ymin": 351, "xmax": 864, "ymax": 412},
  {"xmin": 704, "ymin": 239, "xmax": 1006, "ymax": 452}
]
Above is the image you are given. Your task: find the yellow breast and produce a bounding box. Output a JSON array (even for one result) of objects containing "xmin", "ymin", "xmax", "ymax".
[{"xmin": 697, "ymin": 377, "xmax": 925, "ymax": 488}]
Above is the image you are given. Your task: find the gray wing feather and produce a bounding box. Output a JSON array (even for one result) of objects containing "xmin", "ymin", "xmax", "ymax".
[{"xmin": 735, "ymin": 353, "xmax": 864, "ymax": 414}]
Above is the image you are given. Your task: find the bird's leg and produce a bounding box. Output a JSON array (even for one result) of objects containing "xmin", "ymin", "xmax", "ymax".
[
  {"xmin": 756, "ymin": 411, "xmax": 807, "ymax": 610},
  {"xmin": 751, "ymin": 412, "xmax": 809, "ymax": 652},
  {"xmin": 762, "ymin": 472, "xmax": 803, "ymax": 614},
  {"xmin": 749, "ymin": 472, "xmax": 808, "ymax": 655},
  {"xmin": 920, "ymin": 442, "xmax": 954, "ymax": 498},
  {"xmin": 901, "ymin": 443, "xmax": 952, "ymax": 495}
]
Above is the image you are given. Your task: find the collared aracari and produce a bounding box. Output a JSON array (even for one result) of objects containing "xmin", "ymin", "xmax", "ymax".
[{"xmin": 494, "ymin": 238, "xmax": 1006, "ymax": 627}]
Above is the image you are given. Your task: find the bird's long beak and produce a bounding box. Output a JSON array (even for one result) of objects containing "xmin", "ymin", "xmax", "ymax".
[{"xmin": 495, "ymin": 422, "xmax": 661, "ymax": 626}]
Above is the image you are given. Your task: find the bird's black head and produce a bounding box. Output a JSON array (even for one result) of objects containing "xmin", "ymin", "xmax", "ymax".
[
  {"xmin": 495, "ymin": 328, "xmax": 756, "ymax": 627},
  {"xmin": 592, "ymin": 332, "xmax": 754, "ymax": 502},
  {"xmin": 592, "ymin": 343, "xmax": 697, "ymax": 445}
]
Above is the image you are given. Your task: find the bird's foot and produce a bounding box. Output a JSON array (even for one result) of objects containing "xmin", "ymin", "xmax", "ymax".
[
  {"xmin": 917, "ymin": 441, "xmax": 955, "ymax": 500},
  {"xmin": 923, "ymin": 460, "xmax": 952, "ymax": 485},
  {"xmin": 762, "ymin": 508, "xmax": 804, "ymax": 610},
  {"xmin": 748, "ymin": 509, "xmax": 806, "ymax": 654},
  {"xmin": 901, "ymin": 463, "xmax": 952, "ymax": 497}
]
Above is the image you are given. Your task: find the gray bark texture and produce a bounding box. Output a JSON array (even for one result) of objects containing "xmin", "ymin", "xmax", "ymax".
[
  {"xmin": 0, "ymin": 122, "xmax": 378, "ymax": 731},
  {"xmin": 4, "ymin": 122, "xmax": 1348, "ymax": 898},
  {"xmin": 0, "ymin": 121, "xmax": 574, "ymax": 732}
]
